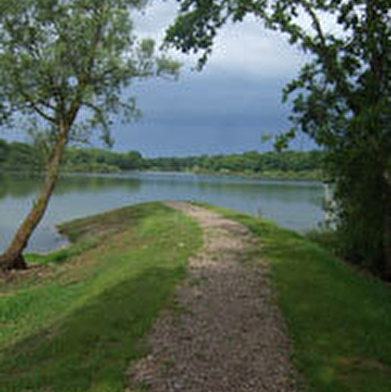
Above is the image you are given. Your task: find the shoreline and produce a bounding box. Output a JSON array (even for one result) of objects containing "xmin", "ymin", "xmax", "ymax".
[{"xmin": 1, "ymin": 168, "xmax": 324, "ymax": 182}]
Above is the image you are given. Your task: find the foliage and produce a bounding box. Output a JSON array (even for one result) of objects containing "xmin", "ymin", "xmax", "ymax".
[
  {"xmin": 0, "ymin": 0, "xmax": 180, "ymax": 268},
  {"xmin": 201, "ymin": 203, "xmax": 391, "ymax": 392},
  {"xmin": 0, "ymin": 138, "xmax": 325, "ymax": 178},
  {"xmin": 305, "ymin": 226, "xmax": 342, "ymax": 256},
  {"xmin": 0, "ymin": 202, "xmax": 202, "ymax": 392},
  {"xmin": 145, "ymin": 150, "xmax": 324, "ymax": 177},
  {"xmin": 0, "ymin": 0, "xmax": 179, "ymax": 145},
  {"xmin": 0, "ymin": 141, "xmax": 39, "ymax": 171},
  {"xmin": 64, "ymin": 147, "xmax": 145, "ymax": 171},
  {"xmin": 166, "ymin": 0, "xmax": 391, "ymax": 277}
]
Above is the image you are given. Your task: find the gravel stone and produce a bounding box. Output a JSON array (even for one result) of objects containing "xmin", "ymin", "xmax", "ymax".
[{"xmin": 125, "ymin": 201, "xmax": 297, "ymax": 392}]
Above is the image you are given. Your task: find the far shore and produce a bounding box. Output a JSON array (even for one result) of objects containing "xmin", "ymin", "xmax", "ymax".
[{"xmin": 1, "ymin": 167, "xmax": 324, "ymax": 182}]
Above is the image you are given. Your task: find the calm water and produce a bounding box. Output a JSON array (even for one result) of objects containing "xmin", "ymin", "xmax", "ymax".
[{"xmin": 0, "ymin": 172, "xmax": 325, "ymax": 253}]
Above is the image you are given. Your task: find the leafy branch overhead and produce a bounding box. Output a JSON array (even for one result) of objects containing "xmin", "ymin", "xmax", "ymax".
[
  {"xmin": 166, "ymin": 0, "xmax": 390, "ymax": 146},
  {"xmin": 166, "ymin": 0, "xmax": 391, "ymax": 278},
  {"xmin": 0, "ymin": 0, "xmax": 180, "ymax": 145}
]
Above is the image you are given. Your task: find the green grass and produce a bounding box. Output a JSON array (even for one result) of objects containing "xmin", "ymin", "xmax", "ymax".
[
  {"xmin": 197, "ymin": 202, "xmax": 391, "ymax": 392},
  {"xmin": 305, "ymin": 227, "xmax": 342, "ymax": 256},
  {"xmin": 3, "ymin": 201, "xmax": 390, "ymax": 392},
  {"xmin": 0, "ymin": 202, "xmax": 202, "ymax": 392}
]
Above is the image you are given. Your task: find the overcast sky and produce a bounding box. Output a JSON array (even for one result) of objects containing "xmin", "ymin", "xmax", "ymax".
[
  {"xmin": 3, "ymin": 1, "xmax": 317, "ymax": 157},
  {"xmin": 124, "ymin": 1, "xmax": 315, "ymax": 157}
]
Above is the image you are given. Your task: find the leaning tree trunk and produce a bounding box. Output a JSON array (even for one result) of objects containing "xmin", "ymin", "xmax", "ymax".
[{"xmin": 0, "ymin": 127, "xmax": 70, "ymax": 271}]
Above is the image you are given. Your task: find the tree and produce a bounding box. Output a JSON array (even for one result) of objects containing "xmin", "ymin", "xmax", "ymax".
[
  {"xmin": 0, "ymin": 139, "xmax": 9, "ymax": 165},
  {"xmin": 0, "ymin": 0, "xmax": 179, "ymax": 270},
  {"xmin": 166, "ymin": 0, "xmax": 391, "ymax": 278}
]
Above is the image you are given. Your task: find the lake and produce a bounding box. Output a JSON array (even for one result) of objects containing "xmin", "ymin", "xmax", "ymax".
[{"xmin": 0, "ymin": 172, "xmax": 325, "ymax": 253}]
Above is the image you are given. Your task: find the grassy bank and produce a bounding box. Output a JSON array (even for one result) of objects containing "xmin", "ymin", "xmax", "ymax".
[
  {"xmin": 2, "ymin": 201, "xmax": 389, "ymax": 392},
  {"xmin": 199, "ymin": 203, "xmax": 391, "ymax": 392},
  {"xmin": 0, "ymin": 202, "xmax": 202, "ymax": 392}
]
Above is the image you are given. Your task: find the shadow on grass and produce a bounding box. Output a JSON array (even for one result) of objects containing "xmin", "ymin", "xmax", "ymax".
[
  {"xmin": 58, "ymin": 203, "xmax": 168, "ymax": 243},
  {"xmin": 0, "ymin": 265, "xmax": 183, "ymax": 392},
  {"xmin": 28, "ymin": 203, "xmax": 172, "ymax": 266}
]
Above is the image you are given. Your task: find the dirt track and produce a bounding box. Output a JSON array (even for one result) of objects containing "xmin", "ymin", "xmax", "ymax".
[{"xmin": 126, "ymin": 201, "xmax": 297, "ymax": 392}]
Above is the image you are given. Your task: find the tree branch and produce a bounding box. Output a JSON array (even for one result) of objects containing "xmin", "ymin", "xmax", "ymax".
[
  {"xmin": 301, "ymin": 1, "xmax": 358, "ymax": 114},
  {"xmin": 81, "ymin": 100, "xmax": 106, "ymax": 124},
  {"xmin": 15, "ymin": 87, "xmax": 56, "ymax": 124},
  {"xmin": 25, "ymin": 98, "xmax": 56, "ymax": 123},
  {"xmin": 67, "ymin": 3, "xmax": 107, "ymax": 124}
]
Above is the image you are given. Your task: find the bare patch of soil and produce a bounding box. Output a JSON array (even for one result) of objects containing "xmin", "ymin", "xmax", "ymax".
[
  {"xmin": 126, "ymin": 201, "xmax": 297, "ymax": 392},
  {"xmin": 0, "ymin": 264, "xmax": 55, "ymax": 287}
]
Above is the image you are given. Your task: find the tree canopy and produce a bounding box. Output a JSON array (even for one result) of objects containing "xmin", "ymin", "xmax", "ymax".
[
  {"xmin": 166, "ymin": 0, "xmax": 391, "ymax": 277},
  {"xmin": 0, "ymin": 0, "xmax": 179, "ymax": 144},
  {"xmin": 0, "ymin": 0, "xmax": 179, "ymax": 270},
  {"xmin": 0, "ymin": 138, "xmax": 324, "ymax": 177}
]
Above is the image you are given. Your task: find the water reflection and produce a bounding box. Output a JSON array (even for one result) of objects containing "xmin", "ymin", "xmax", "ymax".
[
  {"xmin": 0, "ymin": 173, "xmax": 142, "ymax": 199},
  {"xmin": 0, "ymin": 172, "xmax": 324, "ymax": 253}
]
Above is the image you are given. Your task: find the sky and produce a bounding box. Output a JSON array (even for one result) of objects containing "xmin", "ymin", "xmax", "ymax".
[
  {"xmin": 2, "ymin": 1, "xmax": 316, "ymax": 157},
  {"xmin": 124, "ymin": 1, "xmax": 313, "ymax": 157}
]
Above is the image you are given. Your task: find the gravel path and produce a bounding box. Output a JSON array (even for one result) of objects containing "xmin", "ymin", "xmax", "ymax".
[{"xmin": 126, "ymin": 201, "xmax": 297, "ymax": 392}]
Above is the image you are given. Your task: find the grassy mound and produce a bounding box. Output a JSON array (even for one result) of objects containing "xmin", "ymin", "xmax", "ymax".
[
  {"xmin": 0, "ymin": 202, "xmax": 202, "ymax": 392},
  {"xmin": 200, "ymin": 203, "xmax": 391, "ymax": 392},
  {"xmin": 2, "ymin": 201, "xmax": 389, "ymax": 392}
]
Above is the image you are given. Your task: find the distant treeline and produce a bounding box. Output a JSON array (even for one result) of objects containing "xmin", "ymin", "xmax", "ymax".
[
  {"xmin": 0, "ymin": 139, "xmax": 324, "ymax": 179},
  {"xmin": 0, "ymin": 139, "xmax": 42, "ymax": 172}
]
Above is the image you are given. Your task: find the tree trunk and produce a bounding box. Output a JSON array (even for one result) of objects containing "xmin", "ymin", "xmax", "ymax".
[
  {"xmin": 385, "ymin": 210, "xmax": 391, "ymax": 280},
  {"xmin": 383, "ymin": 169, "xmax": 391, "ymax": 280},
  {"xmin": 0, "ymin": 127, "xmax": 69, "ymax": 271}
]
